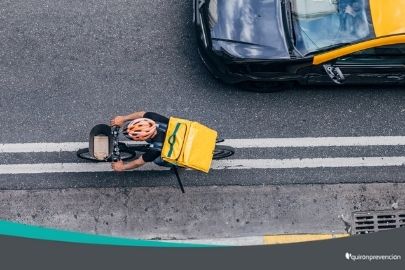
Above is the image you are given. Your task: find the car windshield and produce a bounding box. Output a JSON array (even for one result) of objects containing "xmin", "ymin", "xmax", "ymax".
[{"xmin": 289, "ymin": 0, "xmax": 374, "ymax": 55}]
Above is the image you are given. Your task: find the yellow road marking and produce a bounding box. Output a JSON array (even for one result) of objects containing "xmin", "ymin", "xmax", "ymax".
[{"xmin": 263, "ymin": 234, "xmax": 349, "ymax": 245}]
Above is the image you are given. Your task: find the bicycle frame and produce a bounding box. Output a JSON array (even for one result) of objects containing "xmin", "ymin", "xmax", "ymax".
[{"xmin": 79, "ymin": 123, "xmax": 235, "ymax": 193}]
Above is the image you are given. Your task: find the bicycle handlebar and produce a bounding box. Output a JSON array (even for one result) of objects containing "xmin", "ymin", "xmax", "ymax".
[{"xmin": 111, "ymin": 126, "xmax": 121, "ymax": 162}]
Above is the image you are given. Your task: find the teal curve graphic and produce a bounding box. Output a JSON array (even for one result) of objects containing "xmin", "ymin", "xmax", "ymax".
[{"xmin": 0, "ymin": 220, "xmax": 215, "ymax": 248}]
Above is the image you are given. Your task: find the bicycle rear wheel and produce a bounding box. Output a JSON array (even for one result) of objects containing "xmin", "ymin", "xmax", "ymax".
[{"xmin": 213, "ymin": 145, "xmax": 235, "ymax": 160}]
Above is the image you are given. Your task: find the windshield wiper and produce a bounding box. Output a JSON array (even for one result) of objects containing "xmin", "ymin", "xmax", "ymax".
[
  {"xmin": 318, "ymin": 42, "xmax": 352, "ymax": 52},
  {"xmin": 282, "ymin": 0, "xmax": 296, "ymax": 52},
  {"xmin": 305, "ymin": 42, "xmax": 352, "ymax": 57},
  {"xmin": 285, "ymin": 0, "xmax": 295, "ymax": 43}
]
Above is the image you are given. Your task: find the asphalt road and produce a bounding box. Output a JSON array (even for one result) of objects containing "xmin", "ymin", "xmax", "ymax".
[{"xmin": 0, "ymin": 0, "xmax": 405, "ymax": 190}]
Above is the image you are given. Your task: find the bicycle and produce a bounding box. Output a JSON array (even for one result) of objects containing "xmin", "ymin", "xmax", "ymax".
[{"xmin": 77, "ymin": 124, "xmax": 235, "ymax": 192}]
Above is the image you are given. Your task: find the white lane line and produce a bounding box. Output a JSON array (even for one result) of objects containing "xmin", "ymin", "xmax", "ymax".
[
  {"xmin": 1, "ymin": 136, "xmax": 405, "ymax": 153},
  {"xmin": 0, "ymin": 141, "xmax": 142, "ymax": 153},
  {"xmin": 0, "ymin": 142, "xmax": 88, "ymax": 153},
  {"xmin": 0, "ymin": 157, "xmax": 404, "ymax": 174},
  {"xmin": 221, "ymin": 136, "xmax": 405, "ymax": 148},
  {"xmin": 0, "ymin": 162, "xmax": 168, "ymax": 174},
  {"xmin": 212, "ymin": 157, "xmax": 405, "ymax": 169}
]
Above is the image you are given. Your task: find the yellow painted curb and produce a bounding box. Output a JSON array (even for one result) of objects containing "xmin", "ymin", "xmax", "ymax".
[{"xmin": 263, "ymin": 234, "xmax": 349, "ymax": 245}]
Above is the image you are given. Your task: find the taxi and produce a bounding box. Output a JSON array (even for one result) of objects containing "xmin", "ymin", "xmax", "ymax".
[{"xmin": 194, "ymin": 0, "xmax": 405, "ymax": 86}]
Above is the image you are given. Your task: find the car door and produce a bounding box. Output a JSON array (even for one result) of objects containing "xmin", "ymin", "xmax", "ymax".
[{"xmin": 307, "ymin": 44, "xmax": 405, "ymax": 85}]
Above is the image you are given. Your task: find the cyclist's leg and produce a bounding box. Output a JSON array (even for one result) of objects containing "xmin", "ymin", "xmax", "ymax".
[{"xmin": 153, "ymin": 156, "xmax": 174, "ymax": 168}]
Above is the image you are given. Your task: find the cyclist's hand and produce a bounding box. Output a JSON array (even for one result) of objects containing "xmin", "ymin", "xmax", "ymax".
[
  {"xmin": 112, "ymin": 160, "xmax": 126, "ymax": 172},
  {"xmin": 111, "ymin": 116, "xmax": 125, "ymax": 127}
]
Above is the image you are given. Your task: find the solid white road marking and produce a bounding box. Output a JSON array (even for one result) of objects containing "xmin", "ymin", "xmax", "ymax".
[
  {"xmin": 221, "ymin": 136, "xmax": 405, "ymax": 148},
  {"xmin": 0, "ymin": 157, "xmax": 404, "ymax": 174},
  {"xmin": 1, "ymin": 136, "xmax": 405, "ymax": 153},
  {"xmin": 212, "ymin": 157, "xmax": 405, "ymax": 169},
  {"xmin": 0, "ymin": 141, "xmax": 143, "ymax": 153},
  {"xmin": 0, "ymin": 142, "xmax": 88, "ymax": 153},
  {"xmin": 0, "ymin": 162, "xmax": 167, "ymax": 174}
]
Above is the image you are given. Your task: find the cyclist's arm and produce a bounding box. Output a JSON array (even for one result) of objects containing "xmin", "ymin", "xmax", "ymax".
[
  {"xmin": 122, "ymin": 111, "xmax": 146, "ymax": 121},
  {"xmin": 111, "ymin": 111, "xmax": 146, "ymax": 127},
  {"xmin": 122, "ymin": 156, "xmax": 146, "ymax": 170}
]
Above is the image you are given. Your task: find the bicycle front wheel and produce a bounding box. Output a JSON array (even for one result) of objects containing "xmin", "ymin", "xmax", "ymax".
[
  {"xmin": 76, "ymin": 148, "xmax": 136, "ymax": 162},
  {"xmin": 213, "ymin": 145, "xmax": 235, "ymax": 160}
]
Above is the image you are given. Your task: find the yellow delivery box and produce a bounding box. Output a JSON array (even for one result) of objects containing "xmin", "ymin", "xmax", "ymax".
[{"xmin": 161, "ymin": 117, "xmax": 217, "ymax": 173}]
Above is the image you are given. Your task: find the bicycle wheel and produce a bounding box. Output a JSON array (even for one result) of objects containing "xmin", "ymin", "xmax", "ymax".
[
  {"xmin": 213, "ymin": 145, "xmax": 235, "ymax": 160},
  {"xmin": 76, "ymin": 148, "xmax": 136, "ymax": 162}
]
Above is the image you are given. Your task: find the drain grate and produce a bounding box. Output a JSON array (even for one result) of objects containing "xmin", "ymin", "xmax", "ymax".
[{"xmin": 352, "ymin": 209, "xmax": 405, "ymax": 235}]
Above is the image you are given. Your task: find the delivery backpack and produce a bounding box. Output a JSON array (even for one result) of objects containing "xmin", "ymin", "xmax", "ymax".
[
  {"xmin": 149, "ymin": 117, "xmax": 218, "ymax": 193},
  {"xmin": 162, "ymin": 117, "xmax": 218, "ymax": 172}
]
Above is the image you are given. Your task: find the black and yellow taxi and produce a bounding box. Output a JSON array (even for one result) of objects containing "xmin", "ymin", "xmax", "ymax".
[{"xmin": 194, "ymin": 0, "xmax": 405, "ymax": 86}]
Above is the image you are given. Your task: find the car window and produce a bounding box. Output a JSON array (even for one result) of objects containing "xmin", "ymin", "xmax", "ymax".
[
  {"xmin": 337, "ymin": 44, "xmax": 405, "ymax": 64},
  {"xmin": 291, "ymin": 0, "xmax": 374, "ymax": 55}
]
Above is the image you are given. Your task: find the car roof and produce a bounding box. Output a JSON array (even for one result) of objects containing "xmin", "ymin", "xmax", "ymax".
[
  {"xmin": 313, "ymin": 0, "xmax": 405, "ymax": 65},
  {"xmin": 370, "ymin": 0, "xmax": 405, "ymax": 37}
]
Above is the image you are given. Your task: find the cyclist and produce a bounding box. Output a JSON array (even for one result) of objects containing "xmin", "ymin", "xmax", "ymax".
[{"xmin": 110, "ymin": 111, "xmax": 169, "ymax": 172}]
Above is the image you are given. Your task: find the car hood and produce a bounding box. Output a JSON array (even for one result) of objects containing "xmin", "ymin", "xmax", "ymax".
[{"xmin": 207, "ymin": 0, "xmax": 290, "ymax": 59}]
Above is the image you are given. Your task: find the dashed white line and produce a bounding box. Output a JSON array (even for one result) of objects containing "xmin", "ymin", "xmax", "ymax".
[
  {"xmin": 0, "ymin": 157, "xmax": 404, "ymax": 174},
  {"xmin": 212, "ymin": 157, "xmax": 405, "ymax": 169},
  {"xmin": 222, "ymin": 136, "xmax": 405, "ymax": 148},
  {"xmin": 1, "ymin": 136, "xmax": 405, "ymax": 153},
  {"xmin": 0, "ymin": 142, "xmax": 88, "ymax": 153},
  {"xmin": 0, "ymin": 162, "xmax": 167, "ymax": 174}
]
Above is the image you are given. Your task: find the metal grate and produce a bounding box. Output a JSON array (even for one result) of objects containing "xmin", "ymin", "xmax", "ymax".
[{"xmin": 352, "ymin": 209, "xmax": 405, "ymax": 235}]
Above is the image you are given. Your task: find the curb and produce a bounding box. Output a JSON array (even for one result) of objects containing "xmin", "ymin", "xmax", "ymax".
[{"xmin": 165, "ymin": 234, "xmax": 350, "ymax": 246}]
